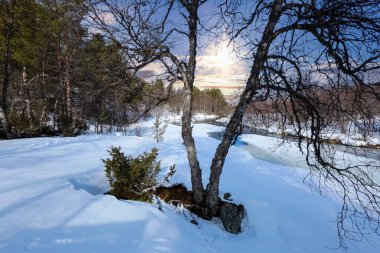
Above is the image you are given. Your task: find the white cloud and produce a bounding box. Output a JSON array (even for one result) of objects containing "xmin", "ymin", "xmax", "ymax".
[
  {"xmin": 137, "ymin": 40, "xmax": 249, "ymax": 96},
  {"xmin": 138, "ymin": 62, "xmax": 167, "ymax": 81},
  {"xmin": 195, "ymin": 40, "xmax": 248, "ymax": 95},
  {"xmin": 99, "ymin": 12, "xmax": 116, "ymax": 25}
]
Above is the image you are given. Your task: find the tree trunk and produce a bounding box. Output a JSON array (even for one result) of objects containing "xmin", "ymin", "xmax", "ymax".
[
  {"xmin": 22, "ymin": 67, "xmax": 33, "ymax": 126},
  {"xmin": 66, "ymin": 74, "xmax": 72, "ymax": 117},
  {"xmin": 1, "ymin": 20, "xmax": 12, "ymax": 137},
  {"xmin": 0, "ymin": 106, "xmax": 9, "ymax": 137},
  {"xmin": 39, "ymin": 60, "xmax": 47, "ymax": 127},
  {"xmin": 181, "ymin": 88, "xmax": 204, "ymax": 204},
  {"xmin": 181, "ymin": 2, "xmax": 204, "ymax": 205},
  {"xmin": 206, "ymin": 0, "xmax": 284, "ymax": 216},
  {"xmin": 63, "ymin": 42, "xmax": 73, "ymax": 118},
  {"xmin": 53, "ymin": 42, "xmax": 64, "ymax": 129}
]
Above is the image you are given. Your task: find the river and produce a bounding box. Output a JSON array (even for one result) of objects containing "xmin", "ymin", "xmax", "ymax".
[{"xmin": 169, "ymin": 117, "xmax": 380, "ymax": 162}]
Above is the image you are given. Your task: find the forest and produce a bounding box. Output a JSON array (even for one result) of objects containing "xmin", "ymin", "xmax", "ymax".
[
  {"xmin": 1, "ymin": 1, "xmax": 380, "ymax": 252},
  {"xmin": 0, "ymin": 0, "xmax": 228, "ymax": 138}
]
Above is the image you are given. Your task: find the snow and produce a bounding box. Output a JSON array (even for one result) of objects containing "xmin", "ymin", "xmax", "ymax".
[
  {"xmin": 0, "ymin": 120, "xmax": 379, "ymax": 253},
  {"xmin": 216, "ymin": 117, "xmax": 380, "ymax": 147},
  {"xmin": 163, "ymin": 112, "xmax": 219, "ymax": 122}
]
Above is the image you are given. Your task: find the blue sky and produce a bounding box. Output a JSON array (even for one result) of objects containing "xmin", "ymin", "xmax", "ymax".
[
  {"xmin": 92, "ymin": 0, "xmax": 380, "ymax": 96},
  {"xmin": 138, "ymin": 0, "xmax": 250, "ymax": 96}
]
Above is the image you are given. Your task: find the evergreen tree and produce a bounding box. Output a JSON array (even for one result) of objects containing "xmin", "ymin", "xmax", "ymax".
[{"xmin": 152, "ymin": 116, "xmax": 167, "ymax": 143}]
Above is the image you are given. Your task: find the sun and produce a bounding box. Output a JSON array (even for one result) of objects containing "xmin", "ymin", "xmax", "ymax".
[
  {"xmin": 207, "ymin": 40, "xmax": 237, "ymax": 75},
  {"xmin": 194, "ymin": 38, "xmax": 247, "ymax": 95},
  {"xmin": 214, "ymin": 41, "xmax": 233, "ymax": 63}
]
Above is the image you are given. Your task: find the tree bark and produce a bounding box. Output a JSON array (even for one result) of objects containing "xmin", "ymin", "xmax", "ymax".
[
  {"xmin": 39, "ymin": 60, "xmax": 47, "ymax": 127},
  {"xmin": 181, "ymin": 1, "xmax": 205, "ymax": 205},
  {"xmin": 182, "ymin": 88, "xmax": 204, "ymax": 204},
  {"xmin": 1, "ymin": 16, "xmax": 12, "ymax": 137},
  {"xmin": 63, "ymin": 43, "xmax": 73, "ymax": 118},
  {"xmin": 22, "ymin": 67, "xmax": 33, "ymax": 126},
  {"xmin": 206, "ymin": 0, "xmax": 284, "ymax": 216},
  {"xmin": 0, "ymin": 106, "xmax": 9, "ymax": 137},
  {"xmin": 65, "ymin": 74, "xmax": 72, "ymax": 117}
]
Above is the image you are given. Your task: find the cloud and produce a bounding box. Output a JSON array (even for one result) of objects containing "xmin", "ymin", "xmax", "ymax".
[
  {"xmin": 137, "ymin": 62, "xmax": 169, "ymax": 82},
  {"xmin": 138, "ymin": 40, "xmax": 249, "ymax": 95},
  {"xmin": 98, "ymin": 12, "xmax": 116, "ymax": 25},
  {"xmin": 86, "ymin": 9, "xmax": 116, "ymax": 35},
  {"xmin": 197, "ymin": 40, "xmax": 247, "ymax": 76},
  {"xmin": 195, "ymin": 40, "xmax": 248, "ymax": 95}
]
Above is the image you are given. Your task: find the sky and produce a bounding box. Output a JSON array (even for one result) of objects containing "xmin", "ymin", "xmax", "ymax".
[
  {"xmin": 140, "ymin": 38, "xmax": 249, "ymax": 98},
  {"xmin": 92, "ymin": 0, "xmax": 380, "ymax": 99},
  {"xmin": 134, "ymin": 0, "xmax": 251, "ymax": 98}
]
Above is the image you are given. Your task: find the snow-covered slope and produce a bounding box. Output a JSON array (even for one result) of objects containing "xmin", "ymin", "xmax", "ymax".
[{"xmin": 0, "ymin": 121, "xmax": 378, "ymax": 253}]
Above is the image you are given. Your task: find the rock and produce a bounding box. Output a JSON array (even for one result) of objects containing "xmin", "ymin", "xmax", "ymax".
[{"xmin": 219, "ymin": 202, "xmax": 245, "ymax": 234}]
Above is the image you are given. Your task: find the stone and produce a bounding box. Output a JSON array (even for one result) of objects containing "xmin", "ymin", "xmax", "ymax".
[{"xmin": 219, "ymin": 202, "xmax": 245, "ymax": 234}]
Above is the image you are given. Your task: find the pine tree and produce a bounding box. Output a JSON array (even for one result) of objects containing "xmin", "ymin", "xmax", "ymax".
[{"xmin": 152, "ymin": 116, "xmax": 167, "ymax": 143}]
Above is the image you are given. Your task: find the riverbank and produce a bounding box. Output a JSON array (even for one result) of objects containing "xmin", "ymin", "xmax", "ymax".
[
  {"xmin": 164, "ymin": 113, "xmax": 380, "ymax": 161},
  {"xmin": 214, "ymin": 117, "xmax": 380, "ymax": 150}
]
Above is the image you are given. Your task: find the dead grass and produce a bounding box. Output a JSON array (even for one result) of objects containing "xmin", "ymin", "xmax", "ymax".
[{"xmin": 155, "ymin": 183, "xmax": 212, "ymax": 220}]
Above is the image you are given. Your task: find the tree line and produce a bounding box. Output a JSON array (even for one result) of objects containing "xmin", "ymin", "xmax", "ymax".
[
  {"xmin": 166, "ymin": 87, "xmax": 228, "ymax": 116},
  {"xmin": 0, "ymin": 0, "xmax": 228, "ymax": 138},
  {"xmin": 245, "ymin": 81, "xmax": 380, "ymax": 137},
  {"xmin": 0, "ymin": 0, "xmax": 170, "ymax": 138}
]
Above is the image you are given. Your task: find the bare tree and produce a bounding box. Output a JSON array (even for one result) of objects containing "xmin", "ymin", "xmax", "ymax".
[
  {"xmin": 216, "ymin": 0, "xmax": 380, "ymax": 246},
  {"xmin": 87, "ymin": 0, "xmax": 207, "ymax": 206},
  {"xmin": 88, "ymin": 0, "xmax": 380, "ymax": 245}
]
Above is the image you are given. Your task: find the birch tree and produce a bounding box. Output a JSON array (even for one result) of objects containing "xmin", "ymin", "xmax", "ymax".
[
  {"xmin": 88, "ymin": 0, "xmax": 207, "ymax": 206},
  {"xmin": 88, "ymin": 0, "xmax": 380, "ymax": 245},
  {"xmin": 215, "ymin": 0, "xmax": 380, "ymax": 246}
]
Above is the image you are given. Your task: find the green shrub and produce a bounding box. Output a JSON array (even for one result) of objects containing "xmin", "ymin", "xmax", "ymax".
[
  {"xmin": 103, "ymin": 146, "xmax": 161, "ymax": 202},
  {"xmin": 152, "ymin": 116, "xmax": 167, "ymax": 142}
]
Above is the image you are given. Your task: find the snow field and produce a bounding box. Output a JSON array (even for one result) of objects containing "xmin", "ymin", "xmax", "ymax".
[{"xmin": 0, "ymin": 120, "xmax": 378, "ymax": 253}]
